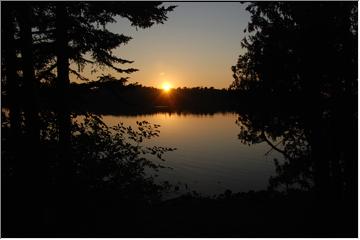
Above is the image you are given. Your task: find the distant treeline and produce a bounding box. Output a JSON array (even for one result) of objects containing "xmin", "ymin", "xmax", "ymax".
[{"xmin": 13, "ymin": 79, "xmax": 244, "ymax": 115}]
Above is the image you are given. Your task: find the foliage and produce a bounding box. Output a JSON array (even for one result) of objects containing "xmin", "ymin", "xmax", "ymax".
[
  {"xmin": 1, "ymin": 2, "xmax": 176, "ymax": 90},
  {"xmin": 2, "ymin": 110, "xmax": 176, "ymax": 202},
  {"xmin": 70, "ymin": 114, "xmax": 176, "ymax": 199},
  {"xmin": 232, "ymin": 2, "xmax": 357, "ymax": 194},
  {"xmin": 1, "ymin": 2, "xmax": 178, "ymax": 205},
  {"xmin": 231, "ymin": 2, "xmax": 357, "ymax": 98},
  {"xmin": 236, "ymin": 110, "xmax": 312, "ymax": 191}
]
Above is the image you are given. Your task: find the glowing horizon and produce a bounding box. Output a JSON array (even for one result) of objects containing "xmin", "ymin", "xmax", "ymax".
[
  {"xmin": 162, "ymin": 82, "xmax": 172, "ymax": 92},
  {"xmin": 70, "ymin": 3, "xmax": 251, "ymax": 89}
]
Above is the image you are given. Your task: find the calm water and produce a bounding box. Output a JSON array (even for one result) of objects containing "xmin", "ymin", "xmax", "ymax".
[{"xmin": 102, "ymin": 112, "xmax": 283, "ymax": 196}]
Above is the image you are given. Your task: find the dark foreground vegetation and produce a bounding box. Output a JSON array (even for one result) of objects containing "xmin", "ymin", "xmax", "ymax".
[
  {"xmin": 2, "ymin": 1, "xmax": 358, "ymax": 237},
  {"xmin": 3, "ymin": 189, "xmax": 356, "ymax": 237}
]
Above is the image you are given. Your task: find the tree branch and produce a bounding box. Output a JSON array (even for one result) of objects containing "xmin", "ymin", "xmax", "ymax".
[
  {"xmin": 261, "ymin": 130, "xmax": 291, "ymax": 159},
  {"xmin": 36, "ymin": 63, "xmax": 57, "ymax": 81},
  {"xmin": 69, "ymin": 68, "xmax": 90, "ymax": 81}
]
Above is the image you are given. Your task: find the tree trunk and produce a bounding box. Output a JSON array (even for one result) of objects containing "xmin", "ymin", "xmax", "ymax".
[
  {"xmin": 17, "ymin": 3, "xmax": 44, "ymax": 233},
  {"xmin": 4, "ymin": 4, "xmax": 21, "ymax": 165},
  {"xmin": 340, "ymin": 4, "xmax": 357, "ymax": 226},
  {"xmin": 18, "ymin": 2, "xmax": 41, "ymax": 172},
  {"xmin": 55, "ymin": 3, "xmax": 73, "ymax": 188}
]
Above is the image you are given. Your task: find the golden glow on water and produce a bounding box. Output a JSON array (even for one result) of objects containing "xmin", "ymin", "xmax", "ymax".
[{"xmin": 96, "ymin": 113, "xmax": 284, "ymax": 195}]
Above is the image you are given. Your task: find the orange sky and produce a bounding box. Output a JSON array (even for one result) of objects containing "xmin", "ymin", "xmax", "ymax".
[{"xmin": 70, "ymin": 3, "xmax": 250, "ymax": 89}]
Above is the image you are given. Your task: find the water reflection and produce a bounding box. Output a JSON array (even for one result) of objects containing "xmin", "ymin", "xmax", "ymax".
[{"xmin": 102, "ymin": 112, "xmax": 283, "ymax": 196}]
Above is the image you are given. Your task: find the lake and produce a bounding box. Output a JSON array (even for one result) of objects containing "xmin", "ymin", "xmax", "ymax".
[{"xmin": 102, "ymin": 112, "xmax": 283, "ymax": 197}]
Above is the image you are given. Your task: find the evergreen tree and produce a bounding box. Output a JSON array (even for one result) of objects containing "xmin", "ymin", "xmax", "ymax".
[{"xmin": 232, "ymin": 2, "xmax": 357, "ymax": 198}]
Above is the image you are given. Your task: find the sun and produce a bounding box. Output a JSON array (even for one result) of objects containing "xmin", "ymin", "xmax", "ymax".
[{"xmin": 162, "ymin": 82, "xmax": 171, "ymax": 92}]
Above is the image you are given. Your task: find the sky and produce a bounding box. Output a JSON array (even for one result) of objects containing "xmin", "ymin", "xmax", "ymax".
[{"xmin": 76, "ymin": 2, "xmax": 251, "ymax": 89}]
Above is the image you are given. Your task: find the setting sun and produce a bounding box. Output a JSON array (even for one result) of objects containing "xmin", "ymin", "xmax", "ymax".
[{"xmin": 162, "ymin": 82, "xmax": 172, "ymax": 92}]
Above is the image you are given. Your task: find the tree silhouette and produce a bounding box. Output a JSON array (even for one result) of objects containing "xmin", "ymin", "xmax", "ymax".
[
  {"xmin": 2, "ymin": 2, "xmax": 176, "ymax": 236},
  {"xmin": 50, "ymin": 2, "xmax": 175, "ymax": 188},
  {"xmin": 232, "ymin": 2, "xmax": 357, "ymax": 200},
  {"xmin": 2, "ymin": 4, "xmax": 20, "ymax": 166},
  {"xmin": 1, "ymin": 0, "xmax": 175, "ymax": 178}
]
